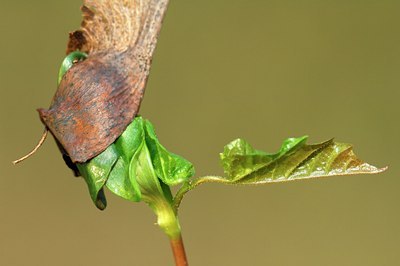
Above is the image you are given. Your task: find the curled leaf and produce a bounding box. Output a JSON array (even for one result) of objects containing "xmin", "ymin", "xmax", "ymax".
[
  {"xmin": 78, "ymin": 116, "xmax": 194, "ymax": 209},
  {"xmin": 106, "ymin": 157, "xmax": 141, "ymax": 202},
  {"xmin": 129, "ymin": 141, "xmax": 164, "ymax": 204},
  {"xmin": 76, "ymin": 144, "xmax": 119, "ymax": 209},
  {"xmin": 105, "ymin": 117, "xmax": 145, "ymax": 202},
  {"xmin": 144, "ymin": 121, "xmax": 194, "ymax": 186}
]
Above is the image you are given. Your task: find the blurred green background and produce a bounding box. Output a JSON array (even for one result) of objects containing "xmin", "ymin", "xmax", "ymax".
[{"xmin": 0, "ymin": 1, "xmax": 398, "ymax": 265}]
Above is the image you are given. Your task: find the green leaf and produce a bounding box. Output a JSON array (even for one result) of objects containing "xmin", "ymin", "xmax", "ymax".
[
  {"xmin": 220, "ymin": 136, "xmax": 307, "ymax": 181},
  {"xmin": 106, "ymin": 157, "xmax": 141, "ymax": 202},
  {"xmin": 144, "ymin": 120, "xmax": 194, "ymax": 186},
  {"xmin": 76, "ymin": 144, "xmax": 119, "ymax": 210},
  {"xmin": 129, "ymin": 141, "xmax": 164, "ymax": 204},
  {"xmin": 114, "ymin": 117, "xmax": 145, "ymax": 161},
  {"xmin": 220, "ymin": 137, "xmax": 386, "ymax": 184},
  {"xmin": 128, "ymin": 140, "xmax": 181, "ymax": 237},
  {"xmin": 173, "ymin": 137, "xmax": 386, "ymax": 211},
  {"xmin": 105, "ymin": 117, "xmax": 145, "ymax": 202},
  {"xmin": 76, "ymin": 116, "xmax": 195, "ymax": 209}
]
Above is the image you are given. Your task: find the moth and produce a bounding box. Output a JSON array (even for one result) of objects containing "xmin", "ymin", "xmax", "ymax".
[{"xmin": 14, "ymin": 0, "xmax": 169, "ymax": 165}]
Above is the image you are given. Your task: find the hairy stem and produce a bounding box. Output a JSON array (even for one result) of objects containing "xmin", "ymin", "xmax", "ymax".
[{"xmin": 173, "ymin": 176, "xmax": 226, "ymax": 212}]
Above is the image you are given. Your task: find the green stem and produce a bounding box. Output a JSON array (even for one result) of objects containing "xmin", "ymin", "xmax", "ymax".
[
  {"xmin": 151, "ymin": 198, "xmax": 188, "ymax": 265},
  {"xmin": 152, "ymin": 198, "xmax": 181, "ymax": 238},
  {"xmin": 173, "ymin": 176, "xmax": 226, "ymax": 212}
]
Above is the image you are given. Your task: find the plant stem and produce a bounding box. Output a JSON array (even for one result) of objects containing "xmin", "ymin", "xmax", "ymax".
[
  {"xmin": 173, "ymin": 176, "xmax": 226, "ymax": 212},
  {"xmin": 150, "ymin": 196, "xmax": 188, "ymax": 265},
  {"xmin": 170, "ymin": 234, "xmax": 188, "ymax": 266}
]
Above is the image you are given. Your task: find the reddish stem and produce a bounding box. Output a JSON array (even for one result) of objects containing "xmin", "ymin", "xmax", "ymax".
[{"xmin": 170, "ymin": 235, "xmax": 188, "ymax": 266}]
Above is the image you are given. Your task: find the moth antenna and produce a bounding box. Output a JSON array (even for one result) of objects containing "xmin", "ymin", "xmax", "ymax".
[{"xmin": 12, "ymin": 129, "xmax": 48, "ymax": 165}]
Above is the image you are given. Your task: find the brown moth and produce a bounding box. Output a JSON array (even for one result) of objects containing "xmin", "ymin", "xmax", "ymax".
[{"xmin": 37, "ymin": 0, "xmax": 169, "ymax": 163}]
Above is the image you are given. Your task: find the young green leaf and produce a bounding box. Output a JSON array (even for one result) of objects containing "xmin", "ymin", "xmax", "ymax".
[
  {"xmin": 221, "ymin": 137, "xmax": 386, "ymax": 184},
  {"xmin": 76, "ymin": 144, "xmax": 119, "ymax": 210},
  {"xmin": 105, "ymin": 117, "xmax": 146, "ymax": 202},
  {"xmin": 114, "ymin": 117, "xmax": 146, "ymax": 161},
  {"xmin": 144, "ymin": 120, "xmax": 195, "ymax": 186},
  {"xmin": 106, "ymin": 157, "xmax": 142, "ymax": 202},
  {"xmin": 129, "ymin": 141, "xmax": 164, "ymax": 204},
  {"xmin": 128, "ymin": 140, "xmax": 181, "ymax": 238},
  {"xmin": 76, "ymin": 116, "xmax": 195, "ymax": 209},
  {"xmin": 173, "ymin": 137, "xmax": 386, "ymax": 210},
  {"xmin": 220, "ymin": 136, "xmax": 307, "ymax": 181}
]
